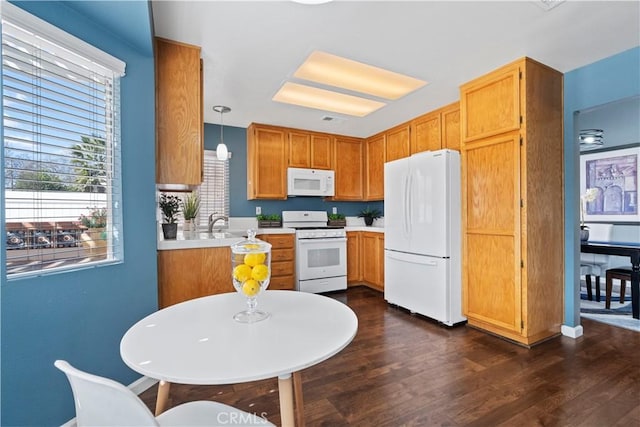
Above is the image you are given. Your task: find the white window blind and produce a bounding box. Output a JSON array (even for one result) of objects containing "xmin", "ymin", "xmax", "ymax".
[
  {"xmin": 197, "ymin": 150, "xmax": 230, "ymax": 229},
  {"xmin": 3, "ymin": 3, "xmax": 125, "ymax": 278}
]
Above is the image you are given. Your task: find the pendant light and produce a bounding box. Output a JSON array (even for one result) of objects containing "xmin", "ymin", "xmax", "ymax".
[{"xmin": 213, "ymin": 105, "xmax": 231, "ymax": 160}]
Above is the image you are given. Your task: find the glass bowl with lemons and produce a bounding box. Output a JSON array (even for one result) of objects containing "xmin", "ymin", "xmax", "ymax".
[{"xmin": 231, "ymin": 229, "xmax": 272, "ymax": 323}]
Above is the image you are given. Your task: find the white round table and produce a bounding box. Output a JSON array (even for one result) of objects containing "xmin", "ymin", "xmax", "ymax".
[{"xmin": 120, "ymin": 290, "xmax": 358, "ymax": 426}]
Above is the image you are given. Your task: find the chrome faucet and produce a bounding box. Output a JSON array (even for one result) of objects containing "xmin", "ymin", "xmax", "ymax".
[{"xmin": 208, "ymin": 213, "xmax": 228, "ymax": 233}]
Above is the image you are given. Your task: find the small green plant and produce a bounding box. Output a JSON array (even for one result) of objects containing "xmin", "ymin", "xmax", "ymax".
[
  {"xmin": 257, "ymin": 213, "xmax": 281, "ymax": 228},
  {"xmin": 181, "ymin": 192, "xmax": 200, "ymax": 220},
  {"xmin": 256, "ymin": 214, "xmax": 281, "ymax": 221},
  {"xmin": 159, "ymin": 193, "xmax": 180, "ymax": 224},
  {"xmin": 328, "ymin": 213, "xmax": 345, "ymax": 220},
  {"xmin": 358, "ymin": 207, "xmax": 382, "ymax": 220},
  {"xmin": 78, "ymin": 206, "xmax": 107, "ymax": 228}
]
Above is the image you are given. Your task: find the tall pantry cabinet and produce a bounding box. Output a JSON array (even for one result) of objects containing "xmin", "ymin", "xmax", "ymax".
[
  {"xmin": 155, "ymin": 38, "xmax": 203, "ymax": 185},
  {"xmin": 460, "ymin": 57, "xmax": 564, "ymax": 346}
]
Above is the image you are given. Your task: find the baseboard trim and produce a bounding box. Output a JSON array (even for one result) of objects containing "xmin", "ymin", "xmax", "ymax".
[
  {"xmin": 561, "ymin": 324, "xmax": 584, "ymax": 339},
  {"xmin": 61, "ymin": 375, "xmax": 158, "ymax": 426},
  {"xmin": 129, "ymin": 375, "xmax": 159, "ymax": 395}
]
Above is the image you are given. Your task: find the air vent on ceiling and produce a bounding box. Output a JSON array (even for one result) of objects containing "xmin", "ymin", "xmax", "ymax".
[
  {"xmin": 321, "ymin": 115, "xmax": 346, "ymax": 124},
  {"xmin": 533, "ymin": 0, "xmax": 566, "ymax": 11}
]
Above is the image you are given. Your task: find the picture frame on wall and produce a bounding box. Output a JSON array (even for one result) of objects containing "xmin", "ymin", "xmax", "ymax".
[{"xmin": 580, "ymin": 143, "xmax": 640, "ymax": 223}]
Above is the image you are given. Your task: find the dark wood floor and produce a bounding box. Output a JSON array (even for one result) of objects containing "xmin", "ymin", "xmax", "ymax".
[{"xmin": 140, "ymin": 286, "xmax": 640, "ymax": 426}]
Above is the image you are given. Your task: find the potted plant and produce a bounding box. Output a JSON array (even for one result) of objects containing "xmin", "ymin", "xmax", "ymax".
[
  {"xmin": 160, "ymin": 193, "xmax": 180, "ymax": 239},
  {"xmin": 328, "ymin": 213, "xmax": 346, "ymax": 227},
  {"xmin": 78, "ymin": 206, "xmax": 108, "ymax": 257},
  {"xmin": 257, "ymin": 213, "xmax": 282, "ymax": 228},
  {"xmin": 358, "ymin": 207, "xmax": 382, "ymax": 226},
  {"xmin": 181, "ymin": 192, "xmax": 200, "ymax": 232}
]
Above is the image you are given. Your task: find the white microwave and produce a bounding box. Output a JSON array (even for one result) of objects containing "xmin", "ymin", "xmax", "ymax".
[{"xmin": 287, "ymin": 167, "xmax": 335, "ymax": 197}]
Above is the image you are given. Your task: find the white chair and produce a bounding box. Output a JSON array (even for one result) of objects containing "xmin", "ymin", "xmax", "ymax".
[
  {"xmin": 55, "ymin": 360, "xmax": 274, "ymax": 427},
  {"xmin": 581, "ymin": 224, "xmax": 613, "ymax": 301}
]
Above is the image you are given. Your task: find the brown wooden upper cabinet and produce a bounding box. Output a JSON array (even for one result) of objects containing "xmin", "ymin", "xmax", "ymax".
[
  {"xmin": 364, "ymin": 132, "xmax": 385, "ymax": 201},
  {"xmin": 411, "ymin": 110, "xmax": 440, "ymax": 154},
  {"xmin": 410, "ymin": 101, "xmax": 460, "ymax": 154},
  {"xmin": 155, "ymin": 37, "xmax": 203, "ymax": 185},
  {"xmin": 460, "ymin": 66, "xmax": 520, "ymax": 143},
  {"xmin": 440, "ymin": 102, "xmax": 461, "ymax": 151},
  {"xmin": 247, "ymin": 124, "xmax": 288, "ymax": 200},
  {"xmin": 385, "ymin": 123, "xmax": 411, "ymax": 162},
  {"xmin": 333, "ymin": 135, "xmax": 364, "ymax": 200},
  {"xmin": 246, "ymin": 101, "xmax": 460, "ymax": 201},
  {"xmin": 288, "ymin": 130, "xmax": 310, "ymax": 168},
  {"xmin": 288, "ymin": 130, "xmax": 332, "ymax": 170}
]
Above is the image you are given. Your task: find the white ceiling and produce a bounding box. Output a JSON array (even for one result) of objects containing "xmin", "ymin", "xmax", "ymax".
[{"xmin": 151, "ymin": 0, "xmax": 640, "ymax": 138}]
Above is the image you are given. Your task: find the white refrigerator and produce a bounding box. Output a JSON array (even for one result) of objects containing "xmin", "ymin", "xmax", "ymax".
[{"xmin": 384, "ymin": 149, "xmax": 465, "ymax": 326}]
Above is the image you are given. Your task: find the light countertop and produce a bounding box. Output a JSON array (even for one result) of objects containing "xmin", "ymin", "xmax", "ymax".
[
  {"xmin": 157, "ymin": 216, "xmax": 384, "ymax": 250},
  {"xmin": 345, "ymin": 226, "xmax": 384, "ymax": 233},
  {"xmin": 158, "ymin": 227, "xmax": 295, "ymax": 250}
]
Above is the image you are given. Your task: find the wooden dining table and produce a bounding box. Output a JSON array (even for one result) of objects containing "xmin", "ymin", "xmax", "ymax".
[
  {"xmin": 120, "ymin": 290, "xmax": 358, "ymax": 426},
  {"xmin": 580, "ymin": 241, "xmax": 640, "ymax": 319}
]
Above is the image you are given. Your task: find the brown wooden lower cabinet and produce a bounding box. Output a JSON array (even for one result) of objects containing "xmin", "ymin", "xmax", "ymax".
[
  {"xmin": 257, "ymin": 233, "xmax": 295, "ymax": 291},
  {"xmin": 347, "ymin": 231, "xmax": 361, "ymax": 285},
  {"xmin": 158, "ymin": 247, "xmax": 233, "ymax": 309},
  {"xmin": 348, "ymin": 231, "xmax": 384, "ymax": 292},
  {"xmin": 158, "ymin": 233, "xmax": 296, "ymax": 309}
]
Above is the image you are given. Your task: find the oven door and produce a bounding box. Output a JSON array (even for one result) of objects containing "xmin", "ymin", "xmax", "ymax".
[{"xmin": 296, "ymin": 237, "xmax": 347, "ymax": 281}]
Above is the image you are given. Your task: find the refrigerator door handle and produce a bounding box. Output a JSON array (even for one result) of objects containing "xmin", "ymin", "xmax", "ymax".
[
  {"xmin": 407, "ymin": 172, "xmax": 413, "ymax": 235},
  {"xmin": 386, "ymin": 251, "xmax": 439, "ymax": 266},
  {"xmin": 403, "ymin": 173, "xmax": 410, "ymax": 238}
]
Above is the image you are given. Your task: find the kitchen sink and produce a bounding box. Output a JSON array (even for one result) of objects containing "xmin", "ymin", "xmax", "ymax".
[{"xmin": 197, "ymin": 230, "xmax": 246, "ymax": 239}]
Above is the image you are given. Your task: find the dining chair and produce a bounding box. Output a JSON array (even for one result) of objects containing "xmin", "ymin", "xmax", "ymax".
[
  {"xmin": 581, "ymin": 224, "xmax": 613, "ymax": 301},
  {"xmin": 581, "ymin": 224, "xmax": 633, "ymax": 302},
  {"xmin": 54, "ymin": 360, "xmax": 274, "ymax": 426},
  {"xmin": 605, "ymin": 267, "xmax": 631, "ymax": 309}
]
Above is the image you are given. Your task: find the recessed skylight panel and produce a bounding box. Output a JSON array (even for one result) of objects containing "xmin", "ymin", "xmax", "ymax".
[
  {"xmin": 294, "ymin": 51, "xmax": 427, "ymax": 100},
  {"xmin": 272, "ymin": 82, "xmax": 386, "ymax": 117}
]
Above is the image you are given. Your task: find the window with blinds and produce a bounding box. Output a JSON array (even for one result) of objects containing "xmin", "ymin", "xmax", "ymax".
[
  {"xmin": 197, "ymin": 150, "xmax": 230, "ymax": 229},
  {"xmin": 2, "ymin": 3, "xmax": 126, "ymax": 278}
]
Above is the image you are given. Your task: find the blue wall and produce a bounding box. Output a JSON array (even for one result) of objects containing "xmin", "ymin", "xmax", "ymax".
[
  {"xmin": 204, "ymin": 123, "xmax": 380, "ymax": 217},
  {"xmin": 563, "ymin": 46, "xmax": 640, "ymax": 328},
  {"xmin": 1, "ymin": 1, "xmax": 157, "ymax": 425}
]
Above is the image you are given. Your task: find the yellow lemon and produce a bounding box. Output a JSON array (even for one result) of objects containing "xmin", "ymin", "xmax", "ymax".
[
  {"xmin": 244, "ymin": 243, "xmax": 260, "ymax": 250},
  {"xmin": 244, "ymin": 252, "xmax": 266, "ymax": 267},
  {"xmin": 251, "ymin": 264, "xmax": 270, "ymax": 282},
  {"xmin": 233, "ymin": 264, "xmax": 252, "ymax": 282},
  {"xmin": 242, "ymin": 279, "xmax": 260, "ymax": 297}
]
